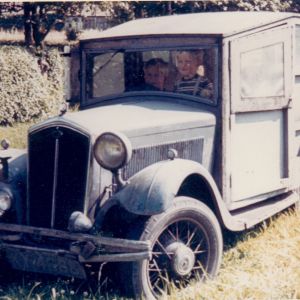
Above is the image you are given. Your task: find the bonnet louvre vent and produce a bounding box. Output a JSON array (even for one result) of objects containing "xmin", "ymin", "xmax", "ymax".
[{"xmin": 124, "ymin": 138, "xmax": 204, "ymax": 179}]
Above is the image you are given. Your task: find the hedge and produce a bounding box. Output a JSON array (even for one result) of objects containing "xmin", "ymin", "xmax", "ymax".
[{"xmin": 0, "ymin": 46, "xmax": 64, "ymax": 125}]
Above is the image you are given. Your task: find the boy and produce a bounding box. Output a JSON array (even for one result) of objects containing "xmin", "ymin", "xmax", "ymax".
[
  {"xmin": 143, "ymin": 58, "xmax": 168, "ymax": 91},
  {"xmin": 174, "ymin": 51, "xmax": 213, "ymax": 99}
]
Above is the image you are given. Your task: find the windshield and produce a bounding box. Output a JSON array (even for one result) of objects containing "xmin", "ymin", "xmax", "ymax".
[{"xmin": 85, "ymin": 47, "xmax": 218, "ymax": 104}]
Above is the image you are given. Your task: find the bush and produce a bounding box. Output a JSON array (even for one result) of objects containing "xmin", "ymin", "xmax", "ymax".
[{"xmin": 0, "ymin": 46, "xmax": 64, "ymax": 125}]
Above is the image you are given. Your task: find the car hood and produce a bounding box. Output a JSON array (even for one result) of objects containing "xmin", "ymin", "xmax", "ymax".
[{"xmin": 33, "ymin": 100, "xmax": 215, "ymax": 139}]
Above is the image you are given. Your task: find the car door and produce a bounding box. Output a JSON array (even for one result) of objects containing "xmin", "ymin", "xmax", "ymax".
[{"xmin": 229, "ymin": 25, "xmax": 293, "ymax": 204}]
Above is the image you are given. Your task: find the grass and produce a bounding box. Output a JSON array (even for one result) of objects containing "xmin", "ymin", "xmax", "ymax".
[
  {"xmin": 0, "ymin": 28, "xmax": 104, "ymax": 45},
  {"xmin": 1, "ymin": 122, "xmax": 300, "ymax": 299},
  {"xmin": 169, "ymin": 209, "xmax": 300, "ymax": 300},
  {"xmin": 0, "ymin": 28, "xmax": 67, "ymax": 45},
  {"xmin": 0, "ymin": 121, "xmax": 33, "ymax": 148}
]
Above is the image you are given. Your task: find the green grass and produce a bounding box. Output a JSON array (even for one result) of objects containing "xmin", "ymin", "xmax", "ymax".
[
  {"xmin": 168, "ymin": 209, "xmax": 300, "ymax": 300},
  {"xmin": 0, "ymin": 28, "xmax": 69, "ymax": 45},
  {"xmin": 1, "ymin": 122, "xmax": 300, "ymax": 299},
  {"xmin": 0, "ymin": 122, "xmax": 33, "ymax": 148},
  {"xmin": 0, "ymin": 210, "xmax": 299, "ymax": 299}
]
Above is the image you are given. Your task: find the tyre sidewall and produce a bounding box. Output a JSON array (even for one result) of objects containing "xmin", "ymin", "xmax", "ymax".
[{"xmin": 132, "ymin": 196, "xmax": 223, "ymax": 299}]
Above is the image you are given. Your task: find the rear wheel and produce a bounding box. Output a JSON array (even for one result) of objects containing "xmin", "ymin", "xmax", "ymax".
[{"xmin": 130, "ymin": 196, "xmax": 223, "ymax": 299}]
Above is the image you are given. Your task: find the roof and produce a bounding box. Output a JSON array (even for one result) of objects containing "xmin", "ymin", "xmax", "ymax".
[{"xmin": 80, "ymin": 11, "xmax": 300, "ymax": 41}]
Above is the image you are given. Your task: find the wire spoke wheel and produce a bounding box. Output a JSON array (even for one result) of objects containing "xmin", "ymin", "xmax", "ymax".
[
  {"xmin": 131, "ymin": 196, "xmax": 223, "ymax": 300},
  {"xmin": 148, "ymin": 219, "xmax": 209, "ymax": 295}
]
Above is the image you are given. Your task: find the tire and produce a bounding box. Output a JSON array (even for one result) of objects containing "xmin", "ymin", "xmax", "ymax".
[{"xmin": 130, "ymin": 196, "xmax": 223, "ymax": 300}]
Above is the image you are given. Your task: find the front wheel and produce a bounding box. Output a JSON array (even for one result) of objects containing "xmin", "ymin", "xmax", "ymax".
[{"xmin": 131, "ymin": 196, "xmax": 223, "ymax": 299}]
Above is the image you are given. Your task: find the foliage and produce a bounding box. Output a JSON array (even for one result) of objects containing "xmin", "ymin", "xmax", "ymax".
[
  {"xmin": 0, "ymin": 46, "xmax": 63, "ymax": 125},
  {"xmin": 107, "ymin": 0, "xmax": 296, "ymax": 23},
  {"xmin": 46, "ymin": 48, "xmax": 64, "ymax": 100},
  {"xmin": 22, "ymin": 2, "xmax": 82, "ymax": 48},
  {"xmin": 0, "ymin": 2, "xmax": 109, "ymax": 48},
  {"xmin": 1, "ymin": 1, "xmax": 299, "ymax": 49}
]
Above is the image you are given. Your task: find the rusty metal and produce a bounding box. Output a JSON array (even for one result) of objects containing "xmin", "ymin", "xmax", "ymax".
[
  {"xmin": 0, "ymin": 223, "xmax": 150, "ymax": 253},
  {"xmin": 3, "ymin": 243, "xmax": 87, "ymax": 279}
]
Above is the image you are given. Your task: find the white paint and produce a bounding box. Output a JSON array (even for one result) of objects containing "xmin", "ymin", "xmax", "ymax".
[{"xmin": 231, "ymin": 111, "xmax": 286, "ymax": 201}]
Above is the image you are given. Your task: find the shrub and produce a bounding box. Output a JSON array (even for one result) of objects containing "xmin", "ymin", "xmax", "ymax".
[
  {"xmin": 45, "ymin": 48, "xmax": 65, "ymax": 112},
  {"xmin": 0, "ymin": 46, "xmax": 64, "ymax": 125}
]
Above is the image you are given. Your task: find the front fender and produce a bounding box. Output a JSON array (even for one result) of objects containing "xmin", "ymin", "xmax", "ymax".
[
  {"xmin": 0, "ymin": 149, "xmax": 27, "ymax": 223},
  {"xmin": 115, "ymin": 158, "xmax": 219, "ymax": 215},
  {"xmin": 0, "ymin": 148, "xmax": 27, "ymax": 183}
]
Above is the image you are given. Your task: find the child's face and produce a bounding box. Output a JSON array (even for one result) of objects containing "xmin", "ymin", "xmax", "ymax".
[
  {"xmin": 144, "ymin": 65, "xmax": 165, "ymax": 90},
  {"xmin": 176, "ymin": 52, "xmax": 198, "ymax": 80}
]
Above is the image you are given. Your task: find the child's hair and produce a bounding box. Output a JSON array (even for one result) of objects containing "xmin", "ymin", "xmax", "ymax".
[
  {"xmin": 144, "ymin": 58, "xmax": 168, "ymax": 69},
  {"xmin": 144, "ymin": 58, "xmax": 169, "ymax": 78},
  {"xmin": 175, "ymin": 50, "xmax": 198, "ymax": 65}
]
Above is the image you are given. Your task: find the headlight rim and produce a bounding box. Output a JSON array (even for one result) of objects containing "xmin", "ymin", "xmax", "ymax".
[
  {"xmin": 0, "ymin": 189, "xmax": 12, "ymax": 213},
  {"xmin": 93, "ymin": 131, "xmax": 132, "ymax": 171}
]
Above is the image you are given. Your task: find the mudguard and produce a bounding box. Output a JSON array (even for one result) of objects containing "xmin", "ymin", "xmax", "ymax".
[
  {"xmin": 0, "ymin": 148, "xmax": 27, "ymax": 183},
  {"xmin": 114, "ymin": 158, "xmax": 244, "ymax": 231},
  {"xmin": 0, "ymin": 149, "xmax": 27, "ymax": 223},
  {"xmin": 116, "ymin": 158, "xmax": 219, "ymax": 214}
]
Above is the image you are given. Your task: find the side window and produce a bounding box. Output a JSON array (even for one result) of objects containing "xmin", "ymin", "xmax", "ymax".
[
  {"xmin": 231, "ymin": 27, "xmax": 291, "ymax": 113},
  {"xmin": 240, "ymin": 43, "xmax": 284, "ymax": 99}
]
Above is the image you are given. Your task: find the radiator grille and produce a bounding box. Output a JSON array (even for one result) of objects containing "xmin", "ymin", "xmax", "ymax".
[
  {"xmin": 28, "ymin": 126, "xmax": 90, "ymax": 230},
  {"xmin": 124, "ymin": 138, "xmax": 204, "ymax": 179}
]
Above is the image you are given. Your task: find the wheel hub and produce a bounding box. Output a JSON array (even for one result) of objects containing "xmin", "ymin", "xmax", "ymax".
[{"xmin": 166, "ymin": 242, "xmax": 195, "ymax": 276}]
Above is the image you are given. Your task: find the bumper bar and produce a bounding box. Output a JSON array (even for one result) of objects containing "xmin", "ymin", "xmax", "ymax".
[
  {"xmin": 0, "ymin": 223, "xmax": 151, "ymax": 278},
  {"xmin": 0, "ymin": 223, "xmax": 150, "ymax": 254}
]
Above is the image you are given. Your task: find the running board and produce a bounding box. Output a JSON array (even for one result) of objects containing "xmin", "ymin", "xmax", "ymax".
[{"xmin": 228, "ymin": 192, "xmax": 298, "ymax": 231}]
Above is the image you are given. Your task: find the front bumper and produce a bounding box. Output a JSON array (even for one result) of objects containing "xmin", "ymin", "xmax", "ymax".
[{"xmin": 0, "ymin": 223, "xmax": 151, "ymax": 279}]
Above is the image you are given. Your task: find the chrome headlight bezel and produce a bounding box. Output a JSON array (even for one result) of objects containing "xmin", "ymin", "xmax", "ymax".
[
  {"xmin": 93, "ymin": 132, "xmax": 132, "ymax": 171},
  {"xmin": 68, "ymin": 211, "xmax": 92, "ymax": 233},
  {"xmin": 0, "ymin": 189, "xmax": 12, "ymax": 215}
]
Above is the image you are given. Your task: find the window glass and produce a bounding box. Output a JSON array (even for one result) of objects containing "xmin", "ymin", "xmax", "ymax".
[
  {"xmin": 88, "ymin": 52, "xmax": 124, "ymax": 98},
  {"xmin": 240, "ymin": 43, "xmax": 284, "ymax": 99},
  {"xmin": 86, "ymin": 48, "xmax": 217, "ymax": 104}
]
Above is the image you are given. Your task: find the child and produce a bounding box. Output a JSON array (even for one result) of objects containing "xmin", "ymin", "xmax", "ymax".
[
  {"xmin": 174, "ymin": 51, "xmax": 213, "ymax": 99},
  {"xmin": 143, "ymin": 58, "xmax": 168, "ymax": 91}
]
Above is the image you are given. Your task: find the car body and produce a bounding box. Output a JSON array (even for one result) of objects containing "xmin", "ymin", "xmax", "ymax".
[{"xmin": 1, "ymin": 11, "xmax": 300, "ymax": 299}]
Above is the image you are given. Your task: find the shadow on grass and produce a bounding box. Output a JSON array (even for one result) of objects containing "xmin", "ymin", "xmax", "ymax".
[{"xmin": 0, "ymin": 261, "xmax": 128, "ymax": 299}]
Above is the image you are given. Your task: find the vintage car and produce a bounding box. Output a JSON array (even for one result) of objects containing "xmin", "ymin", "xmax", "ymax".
[{"xmin": 1, "ymin": 11, "xmax": 300, "ymax": 299}]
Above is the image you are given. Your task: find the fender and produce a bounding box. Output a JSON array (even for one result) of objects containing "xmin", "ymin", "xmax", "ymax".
[
  {"xmin": 113, "ymin": 158, "xmax": 242, "ymax": 231},
  {"xmin": 0, "ymin": 149, "xmax": 27, "ymax": 223},
  {"xmin": 0, "ymin": 148, "xmax": 27, "ymax": 184},
  {"xmin": 115, "ymin": 158, "xmax": 215, "ymax": 214}
]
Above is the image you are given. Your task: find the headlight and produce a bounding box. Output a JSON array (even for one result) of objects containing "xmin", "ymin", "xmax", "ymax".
[
  {"xmin": 0, "ymin": 190, "xmax": 12, "ymax": 215},
  {"xmin": 93, "ymin": 132, "xmax": 132, "ymax": 171},
  {"xmin": 68, "ymin": 211, "xmax": 92, "ymax": 233}
]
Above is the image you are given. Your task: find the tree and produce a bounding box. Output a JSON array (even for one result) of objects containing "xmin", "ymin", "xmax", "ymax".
[
  {"xmin": 0, "ymin": 2, "xmax": 109, "ymax": 49},
  {"xmin": 108, "ymin": 0, "xmax": 296, "ymax": 24},
  {"xmin": 0, "ymin": 1, "xmax": 299, "ymax": 49},
  {"xmin": 22, "ymin": 2, "xmax": 86, "ymax": 49}
]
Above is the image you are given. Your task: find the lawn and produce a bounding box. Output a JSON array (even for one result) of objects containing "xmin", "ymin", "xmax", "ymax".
[{"xmin": 0, "ymin": 122, "xmax": 33, "ymax": 148}]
